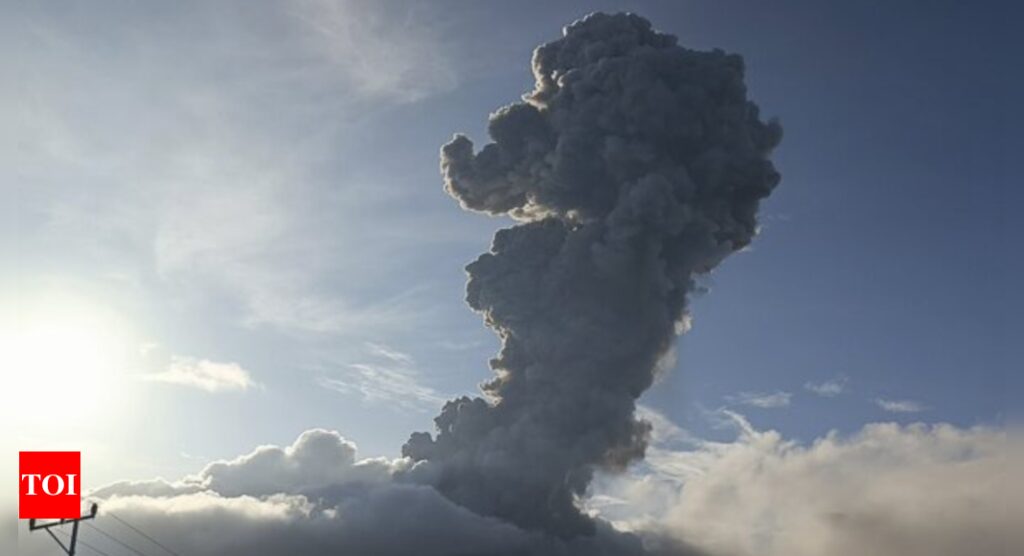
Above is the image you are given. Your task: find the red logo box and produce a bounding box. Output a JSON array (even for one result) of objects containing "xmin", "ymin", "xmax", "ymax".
[{"xmin": 19, "ymin": 452, "xmax": 81, "ymax": 519}]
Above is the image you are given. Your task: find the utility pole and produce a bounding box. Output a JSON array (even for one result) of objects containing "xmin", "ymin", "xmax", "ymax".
[{"xmin": 29, "ymin": 502, "xmax": 98, "ymax": 556}]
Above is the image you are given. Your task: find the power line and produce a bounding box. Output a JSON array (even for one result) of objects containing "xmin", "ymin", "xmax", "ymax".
[
  {"xmin": 106, "ymin": 511, "xmax": 183, "ymax": 556},
  {"xmin": 29, "ymin": 502, "xmax": 99, "ymax": 556},
  {"xmin": 84, "ymin": 522, "xmax": 153, "ymax": 556},
  {"xmin": 54, "ymin": 527, "xmax": 113, "ymax": 556}
]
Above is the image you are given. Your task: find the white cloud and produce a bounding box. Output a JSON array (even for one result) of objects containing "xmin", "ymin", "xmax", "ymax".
[
  {"xmin": 875, "ymin": 398, "xmax": 927, "ymax": 413},
  {"xmin": 92, "ymin": 429, "xmax": 394, "ymax": 500},
  {"xmin": 198, "ymin": 429, "xmax": 394, "ymax": 497},
  {"xmin": 318, "ymin": 364, "xmax": 445, "ymax": 411},
  {"xmin": 804, "ymin": 375, "xmax": 848, "ymax": 397},
  {"xmin": 589, "ymin": 415, "xmax": 1022, "ymax": 556},
  {"xmin": 315, "ymin": 342, "xmax": 445, "ymax": 411},
  {"xmin": 144, "ymin": 357, "xmax": 259, "ymax": 393},
  {"xmin": 365, "ymin": 342, "xmax": 415, "ymax": 366},
  {"xmin": 725, "ymin": 390, "xmax": 792, "ymax": 408}
]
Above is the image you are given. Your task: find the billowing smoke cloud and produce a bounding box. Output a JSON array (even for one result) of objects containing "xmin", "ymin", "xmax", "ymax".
[{"xmin": 402, "ymin": 12, "xmax": 781, "ymax": 538}]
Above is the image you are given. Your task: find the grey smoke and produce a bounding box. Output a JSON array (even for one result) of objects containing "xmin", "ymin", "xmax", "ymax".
[{"xmin": 404, "ymin": 12, "xmax": 781, "ymax": 538}]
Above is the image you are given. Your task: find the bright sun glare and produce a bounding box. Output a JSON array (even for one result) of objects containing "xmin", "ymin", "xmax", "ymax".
[{"xmin": 0, "ymin": 295, "xmax": 131, "ymax": 425}]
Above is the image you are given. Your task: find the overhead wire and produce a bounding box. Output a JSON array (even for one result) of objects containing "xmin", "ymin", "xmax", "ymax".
[
  {"xmin": 84, "ymin": 522, "xmax": 154, "ymax": 556},
  {"xmin": 35, "ymin": 502, "xmax": 183, "ymax": 556},
  {"xmin": 53, "ymin": 526, "xmax": 114, "ymax": 556},
  {"xmin": 105, "ymin": 511, "xmax": 184, "ymax": 556}
]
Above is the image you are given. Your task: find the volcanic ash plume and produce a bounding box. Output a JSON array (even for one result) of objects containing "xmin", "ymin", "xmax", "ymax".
[{"xmin": 403, "ymin": 12, "xmax": 782, "ymax": 538}]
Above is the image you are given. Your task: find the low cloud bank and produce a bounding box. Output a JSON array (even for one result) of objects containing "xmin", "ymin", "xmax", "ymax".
[
  {"xmin": 592, "ymin": 413, "xmax": 1021, "ymax": 556},
  {"xmin": 18, "ymin": 419, "xmax": 1007, "ymax": 556},
  {"xmin": 76, "ymin": 429, "xmax": 668, "ymax": 556}
]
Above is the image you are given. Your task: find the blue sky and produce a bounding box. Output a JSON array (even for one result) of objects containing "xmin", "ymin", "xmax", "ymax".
[{"xmin": 2, "ymin": 0, "xmax": 1017, "ymax": 495}]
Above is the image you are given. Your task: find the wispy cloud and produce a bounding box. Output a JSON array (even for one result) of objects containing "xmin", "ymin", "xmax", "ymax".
[
  {"xmin": 3, "ymin": 1, "xmax": 456, "ymax": 342},
  {"xmin": 875, "ymin": 397, "xmax": 928, "ymax": 413},
  {"xmin": 317, "ymin": 342, "xmax": 444, "ymax": 411},
  {"xmin": 286, "ymin": 0, "xmax": 457, "ymax": 103},
  {"xmin": 636, "ymin": 405, "xmax": 701, "ymax": 447},
  {"xmin": 144, "ymin": 357, "xmax": 260, "ymax": 393},
  {"xmin": 725, "ymin": 390, "xmax": 792, "ymax": 409},
  {"xmin": 365, "ymin": 342, "xmax": 414, "ymax": 365},
  {"xmin": 803, "ymin": 375, "xmax": 848, "ymax": 397},
  {"xmin": 435, "ymin": 339, "xmax": 483, "ymax": 351}
]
